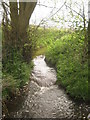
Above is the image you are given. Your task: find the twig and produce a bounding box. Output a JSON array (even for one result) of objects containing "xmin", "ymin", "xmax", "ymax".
[
  {"xmin": 48, "ymin": 1, "xmax": 66, "ymax": 19},
  {"xmin": 2, "ymin": 2, "xmax": 9, "ymax": 8},
  {"xmin": 65, "ymin": 4, "xmax": 84, "ymax": 18},
  {"xmin": 37, "ymin": 4, "xmax": 56, "ymax": 9}
]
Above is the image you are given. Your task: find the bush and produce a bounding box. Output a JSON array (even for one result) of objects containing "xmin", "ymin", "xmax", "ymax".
[
  {"xmin": 2, "ymin": 73, "xmax": 18, "ymax": 100},
  {"xmin": 2, "ymin": 51, "xmax": 34, "ymax": 100},
  {"xmin": 45, "ymin": 30, "xmax": 89, "ymax": 101},
  {"xmin": 36, "ymin": 28, "xmax": 68, "ymax": 49}
]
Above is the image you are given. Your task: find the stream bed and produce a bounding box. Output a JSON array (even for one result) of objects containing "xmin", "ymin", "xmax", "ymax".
[{"xmin": 8, "ymin": 55, "xmax": 90, "ymax": 119}]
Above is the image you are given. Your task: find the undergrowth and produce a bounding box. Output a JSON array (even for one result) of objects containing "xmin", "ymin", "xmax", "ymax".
[
  {"xmin": 2, "ymin": 51, "xmax": 34, "ymax": 101},
  {"xmin": 46, "ymin": 30, "xmax": 89, "ymax": 101}
]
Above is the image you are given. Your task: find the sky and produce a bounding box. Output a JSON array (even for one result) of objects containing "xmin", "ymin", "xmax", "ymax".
[
  {"xmin": 30, "ymin": 0, "xmax": 88, "ymax": 28},
  {"xmin": 0, "ymin": 0, "xmax": 89, "ymax": 28}
]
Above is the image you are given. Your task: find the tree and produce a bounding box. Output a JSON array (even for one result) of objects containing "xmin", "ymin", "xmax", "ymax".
[
  {"xmin": 2, "ymin": 1, "xmax": 37, "ymax": 62},
  {"xmin": 88, "ymin": 1, "xmax": 90, "ymax": 74},
  {"xmin": 10, "ymin": 1, "xmax": 37, "ymax": 47}
]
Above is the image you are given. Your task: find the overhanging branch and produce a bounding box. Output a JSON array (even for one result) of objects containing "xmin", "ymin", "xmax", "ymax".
[{"xmin": 65, "ymin": 4, "xmax": 84, "ymax": 18}]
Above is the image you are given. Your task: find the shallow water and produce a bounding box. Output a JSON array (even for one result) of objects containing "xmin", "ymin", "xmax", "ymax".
[{"xmin": 8, "ymin": 55, "xmax": 90, "ymax": 119}]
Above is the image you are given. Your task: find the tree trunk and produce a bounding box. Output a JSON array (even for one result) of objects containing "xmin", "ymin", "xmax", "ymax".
[
  {"xmin": 19, "ymin": 3, "xmax": 36, "ymax": 36},
  {"xmin": 3, "ymin": 1, "xmax": 37, "ymax": 62},
  {"xmin": 18, "ymin": 2, "xmax": 37, "ymax": 62},
  {"xmin": 9, "ymin": 1, "xmax": 19, "ymax": 48},
  {"xmin": 9, "ymin": 2, "xmax": 37, "ymax": 47},
  {"xmin": 88, "ymin": 20, "xmax": 90, "ymax": 64}
]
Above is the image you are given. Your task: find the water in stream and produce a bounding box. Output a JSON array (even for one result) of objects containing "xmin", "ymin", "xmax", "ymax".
[{"xmin": 9, "ymin": 55, "xmax": 90, "ymax": 119}]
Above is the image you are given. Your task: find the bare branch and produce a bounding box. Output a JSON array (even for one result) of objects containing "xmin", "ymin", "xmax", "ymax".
[
  {"xmin": 37, "ymin": 4, "xmax": 56, "ymax": 9},
  {"xmin": 65, "ymin": 4, "xmax": 84, "ymax": 18},
  {"xmin": 49, "ymin": 1, "xmax": 66, "ymax": 19},
  {"xmin": 34, "ymin": 1, "xmax": 66, "ymax": 29},
  {"xmin": 2, "ymin": 2, "xmax": 9, "ymax": 8},
  {"xmin": 2, "ymin": 2, "xmax": 10, "ymax": 15}
]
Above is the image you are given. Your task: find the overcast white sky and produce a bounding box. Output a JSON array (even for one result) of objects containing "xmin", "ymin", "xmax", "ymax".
[
  {"xmin": 30, "ymin": 0, "xmax": 88, "ymax": 28},
  {"xmin": 0, "ymin": 0, "xmax": 89, "ymax": 28}
]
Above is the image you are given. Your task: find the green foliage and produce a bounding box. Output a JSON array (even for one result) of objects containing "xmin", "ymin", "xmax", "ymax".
[
  {"xmin": 22, "ymin": 25, "xmax": 39, "ymax": 62},
  {"xmin": 2, "ymin": 25, "xmax": 35, "ymax": 100},
  {"xmin": 33, "ymin": 27, "xmax": 72, "ymax": 56},
  {"xmin": 33, "ymin": 47, "xmax": 47, "ymax": 58},
  {"xmin": 57, "ymin": 57, "xmax": 88, "ymax": 100},
  {"xmin": 46, "ymin": 30, "xmax": 89, "ymax": 101},
  {"xmin": 2, "ymin": 51, "xmax": 34, "ymax": 100},
  {"xmin": 36, "ymin": 28, "xmax": 63, "ymax": 49},
  {"xmin": 2, "ymin": 73, "xmax": 18, "ymax": 100}
]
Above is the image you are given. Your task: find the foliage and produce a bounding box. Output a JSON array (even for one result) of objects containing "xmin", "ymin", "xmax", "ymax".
[
  {"xmin": 2, "ymin": 47, "xmax": 34, "ymax": 100},
  {"xmin": 33, "ymin": 47, "xmax": 47, "ymax": 58},
  {"xmin": 46, "ymin": 30, "xmax": 89, "ymax": 101},
  {"xmin": 2, "ymin": 51, "xmax": 33, "ymax": 100},
  {"xmin": 31, "ymin": 27, "xmax": 71, "ymax": 57},
  {"xmin": 2, "ymin": 73, "xmax": 18, "ymax": 100},
  {"xmin": 34, "ymin": 27, "xmax": 72, "ymax": 51}
]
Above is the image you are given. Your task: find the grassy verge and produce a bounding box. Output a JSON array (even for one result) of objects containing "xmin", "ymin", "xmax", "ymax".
[{"xmin": 45, "ymin": 30, "xmax": 89, "ymax": 102}]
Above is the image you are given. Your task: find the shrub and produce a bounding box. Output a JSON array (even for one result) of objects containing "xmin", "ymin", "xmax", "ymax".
[
  {"xmin": 45, "ymin": 30, "xmax": 89, "ymax": 101},
  {"xmin": 2, "ymin": 51, "xmax": 34, "ymax": 100}
]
